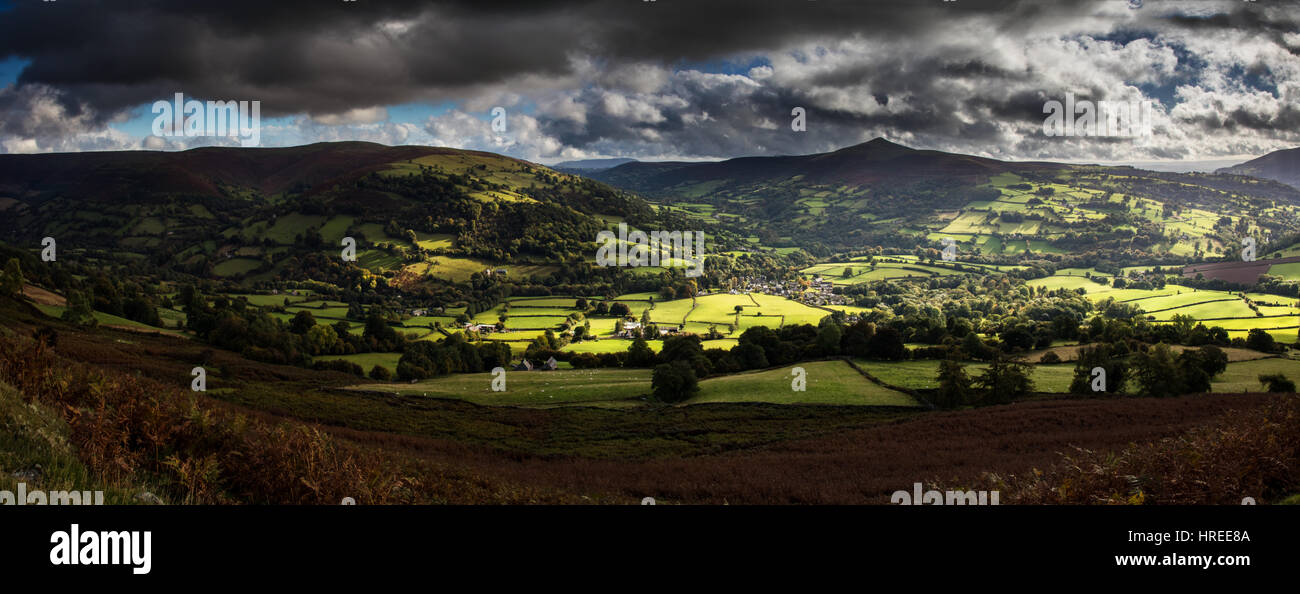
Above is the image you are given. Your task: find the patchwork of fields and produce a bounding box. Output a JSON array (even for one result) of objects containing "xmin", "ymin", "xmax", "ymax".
[{"xmin": 1027, "ymin": 274, "xmax": 1300, "ymax": 343}]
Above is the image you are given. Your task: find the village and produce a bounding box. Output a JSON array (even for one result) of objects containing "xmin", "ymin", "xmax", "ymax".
[{"xmin": 731, "ymin": 274, "xmax": 847, "ymax": 306}]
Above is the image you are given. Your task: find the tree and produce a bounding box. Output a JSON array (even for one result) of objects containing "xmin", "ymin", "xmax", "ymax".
[
  {"xmin": 975, "ymin": 357, "xmax": 1033, "ymax": 404},
  {"xmin": 626, "ymin": 337, "xmax": 657, "ymax": 367},
  {"xmin": 305, "ymin": 324, "xmax": 339, "ymax": 356},
  {"xmin": 1259, "ymin": 373, "xmax": 1296, "ymax": 392},
  {"xmin": 575, "ymin": 297, "xmax": 589, "ymax": 310},
  {"xmin": 732, "ymin": 341, "xmax": 768, "ymax": 369},
  {"xmin": 369, "ymin": 365, "xmax": 393, "ymax": 381},
  {"xmin": 1069, "ymin": 344, "xmax": 1127, "ymax": 395},
  {"xmin": 651, "ymin": 360, "xmax": 699, "ymax": 403},
  {"xmin": 61, "ymin": 290, "xmax": 97, "ymax": 327},
  {"xmin": 1246, "ymin": 328, "xmax": 1277, "ymax": 353},
  {"xmin": 840, "ymin": 319, "xmax": 875, "ymax": 358},
  {"xmin": 1134, "ymin": 345, "xmax": 1224, "ymax": 396},
  {"xmin": 815, "ymin": 322, "xmax": 842, "ymax": 356},
  {"xmin": 1180, "ymin": 345, "xmax": 1228, "ymax": 379},
  {"xmin": 289, "ymin": 310, "xmax": 317, "ymax": 334},
  {"xmin": 658, "ymin": 334, "xmax": 702, "ymax": 364},
  {"xmin": 961, "ymin": 332, "xmax": 993, "ymax": 360},
  {"xmin": 1, "ymin": 258, "xmax": 22, "ymax": 297},
  {"xmin": 865, "ymin": 327, "xmax": 907, "ymax": 360},
  {"xmin": 934, "ymin": 359, "xmax": 972, "ymax": 409}
]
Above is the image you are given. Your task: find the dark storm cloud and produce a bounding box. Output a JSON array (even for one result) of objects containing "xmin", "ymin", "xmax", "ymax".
[
  {"xmin": 0, "ymin": 0, "xmax": 1106, "ymax": 119},
  {"xmin": 0, "ymin": 0, "xmax": 1297, "ymax": 158}
]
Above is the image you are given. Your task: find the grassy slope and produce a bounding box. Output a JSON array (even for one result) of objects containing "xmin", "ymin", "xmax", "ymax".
[
  {"xmin": 0, "ymin": 381, "xmax": 146, "ymax": 504},
  {"xmin": 689, "ymin": 360, "xmax": 919, "ymax": 407}
]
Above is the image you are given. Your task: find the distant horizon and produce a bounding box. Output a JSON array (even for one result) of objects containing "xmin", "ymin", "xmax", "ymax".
[{"xmin": 0, "ymin": 136, "xmax": 1281, "ymax": 175}]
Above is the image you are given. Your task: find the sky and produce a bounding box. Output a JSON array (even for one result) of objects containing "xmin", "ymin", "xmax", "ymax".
[{"xmin": 0, "ymin": 0, "xmax": 1297, "ymax": 170}]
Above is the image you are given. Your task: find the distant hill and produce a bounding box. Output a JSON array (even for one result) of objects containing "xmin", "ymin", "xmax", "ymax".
[
  {"xmin": 0, "ymin": 142, "xmax": 456, "ymax": 204},
  {"xmin": 1217, "ymin": 147, "xmax": 1300, "ymax": 189},
  {"xmin": 551, "ymin": 157, "xmax": 638, "ymax": 174},
  {"xmin": 591, "ymin": 138, "xmax": 1066, "ymax": 193},
  {"xmin": 0, "ymin": 142, "xmax": 653, "ymax": 285}
]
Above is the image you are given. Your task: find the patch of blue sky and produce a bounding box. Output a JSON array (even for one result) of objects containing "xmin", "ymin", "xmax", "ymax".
[{"xmin": 0, "ymin": 57, "xmax": 28, "ymax": 87}]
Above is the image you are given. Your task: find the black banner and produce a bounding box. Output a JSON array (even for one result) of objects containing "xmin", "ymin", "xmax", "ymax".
[{"xmin": 0, "ymin": 505, "xmax": 1286, "ymax": 583}]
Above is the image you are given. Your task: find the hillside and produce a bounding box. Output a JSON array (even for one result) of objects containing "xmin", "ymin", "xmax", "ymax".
[
  {"xmin": 0, "ymin": 142, "xmax": 446, "ymax": 203},
  {"xmin": 0, "ymin": 142, "xmax": 655, "ymax": 287},
  {"xmin": 592, "ymin": 138, "xmax": 1300, "ymax": 257},
  {"xmin": 1217, "ymin": 146, "xmax": 1300, "ymax": 190}
]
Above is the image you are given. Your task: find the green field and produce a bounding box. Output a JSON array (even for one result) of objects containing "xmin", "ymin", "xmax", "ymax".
[
  {"xmin": 347, "ymin": 360, "xmax": 920, "ymax": 408},
  {"xmin": 317, "ymin": 352, "xmax": 402, "ymax": 372},
  {"xmin": 405, "ymin": 256, "xmax": 492, "ymax": 282},
  {"xmin": 212, "ymin": 258, "xmax": 261, "ymax": 277},
  {"xmin": 856, "ymin": 359, "xmax": 1072, "ymax": 393},
  {"xmin": 801, "ymin": 261, "xmax": 960, "ymax": 284},
  {"xmin": 1210, "ymin": 358, "xmax": 1300, "ymax": 393},
  {"xmin": 647, "ymin": 298, "xmax": 695, "ymax": 325},
  {"xmin": 688, "ymin": 361, "xmax": 920, "ymax": 406}
]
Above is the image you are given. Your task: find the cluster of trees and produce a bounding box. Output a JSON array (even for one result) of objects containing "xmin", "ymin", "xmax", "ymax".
[
  {"xmin": 933, "ymin": 358, "xmax": 1034, "ymax": 409},
  {"xmin": 930, "ymin": 341, "xmax": 1243, "ymax": 410},
  {"xmin": 1066, "ymin": 342, "xmax": 1229, "ymax": 398},
  {"xmin": 567, "ymin": 318, "xmax": 907, "ymax": 402},
  {"xmin": 395, "ymin": 333, "xmax": 512, "ymax": 381},
  {"xmin": 182, "ymin": 287, "xmax": 410, "ymax": 365}
]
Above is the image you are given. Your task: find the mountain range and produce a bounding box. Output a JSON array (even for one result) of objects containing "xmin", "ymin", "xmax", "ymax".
[{"xmin": 3, "ymin": 139, "xmax": 1300, "ymax": 275}]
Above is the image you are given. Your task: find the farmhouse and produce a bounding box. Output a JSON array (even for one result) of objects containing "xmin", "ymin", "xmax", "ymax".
[
  {"xmin": 512, "ymin": 359, "xmax": 533, "ymax": 371},
  {"xmin": 543, "ymin": 357, "xmax": 559, "ymax": 370}
]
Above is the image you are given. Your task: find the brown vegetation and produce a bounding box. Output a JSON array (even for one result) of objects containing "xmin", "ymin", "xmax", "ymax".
[
  {"xmin": 417, "ymin": 394, "xmax": 1289, "ymax": 504},
  {"xmin": 988, "ymin": 396, "xmax": 1299, "ymax": 504},
  {"xmin": 0, "ymin": 330, "xmax": 574, "ymax": 504}
]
